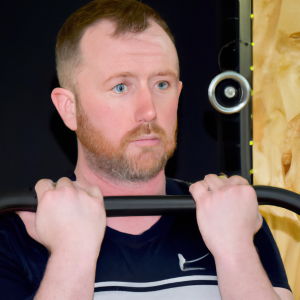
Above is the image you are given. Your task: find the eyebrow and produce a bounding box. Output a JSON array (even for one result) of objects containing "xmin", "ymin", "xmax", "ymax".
[
  {"xmin": 103, "ymin": 70, "xmax": 179, "ymax": 85},
  {"xmin": 104, "ymin": 72, "xmax": 135, "ymax": 85},
  {"xmin": 155, "ymin": 71, "xmax": 178, "ymax": 79}
]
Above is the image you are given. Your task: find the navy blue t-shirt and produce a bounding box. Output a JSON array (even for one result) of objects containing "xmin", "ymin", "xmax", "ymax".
[{"xmin": 0, "ymin": 178, "xmax": 290, "ymax": 299}]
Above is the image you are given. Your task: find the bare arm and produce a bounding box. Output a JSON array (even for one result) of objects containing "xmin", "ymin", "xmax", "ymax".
[
  {"xmin": 18, "ymin": 177, "xmax": 106, "ymax": 300},
  {"xmin": 34, "ymin": 249, "xmax": 97, "ymax": 300},
  {"xmin": 190, "ymin": 175, "xmax": 294, "ymax": 300},
  {"xmin": 214, "ymin": 242, "xmax": 294, "ymax": 300}
]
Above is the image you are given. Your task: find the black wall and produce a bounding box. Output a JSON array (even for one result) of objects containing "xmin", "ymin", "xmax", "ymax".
[{"xmin": 1, "ymin": 0, "xmax": 226, "ymax": 193}]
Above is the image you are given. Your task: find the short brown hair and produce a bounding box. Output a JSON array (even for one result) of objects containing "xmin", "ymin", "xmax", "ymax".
[{"xmin": 56, "ymin": 0, "xmax": 175, "ymax": 93}]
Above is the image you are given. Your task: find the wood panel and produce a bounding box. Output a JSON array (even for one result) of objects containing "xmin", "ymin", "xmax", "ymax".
[
  {"xmin": 253, "ymin": 0, "xmax": 300, "ymax": 193},
  {"xmin": 253, "ymin": 1, "xmax": 300, "ymax": 297}
]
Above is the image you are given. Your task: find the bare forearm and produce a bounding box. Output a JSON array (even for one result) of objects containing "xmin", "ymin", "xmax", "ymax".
[
  {"xmin": 215, "ymin": 243, "xmax": 281, "ymax": 300},
  {"xmin": 34, "ymin": 250, "xmax": 97, "ymax": 300}
]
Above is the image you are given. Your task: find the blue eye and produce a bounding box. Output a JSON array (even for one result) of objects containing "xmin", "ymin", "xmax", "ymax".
[
  {"xmin": 157, "ymin": 81, "xmax": 169, "ymax": 90},
  {"xmin": 113, "ymin": 83, "xmax": 128, "ymax": 93}
]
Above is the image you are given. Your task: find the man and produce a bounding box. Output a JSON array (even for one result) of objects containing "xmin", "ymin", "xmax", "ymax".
[{"xmin": 0, "ymin": 1, "xmax": 293, "ymax": 299}]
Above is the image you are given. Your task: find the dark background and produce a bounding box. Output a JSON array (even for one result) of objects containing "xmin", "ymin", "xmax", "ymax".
[{"xmin": 0, "ymin": 0, "xmax": 240, "ymax": 193}]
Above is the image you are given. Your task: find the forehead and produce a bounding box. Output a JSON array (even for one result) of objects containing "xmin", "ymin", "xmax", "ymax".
[{"xmin": 79, "ymin": 19, "xmax": 179, "ymax": 76}]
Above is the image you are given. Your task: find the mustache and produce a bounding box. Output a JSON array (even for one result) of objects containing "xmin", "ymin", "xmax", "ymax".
[{"xmin": 121, "ymin": 123, "xmax": 167, "ymax": 145}]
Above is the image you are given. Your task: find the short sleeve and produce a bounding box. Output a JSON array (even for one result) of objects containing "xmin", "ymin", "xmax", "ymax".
[
  {"xmin": 0, "ymin": 252, "xmax": 36, "ymax": 300},
  {"xmin": 0, "ymin": 213, "xmax": 48, "ymax": 300},
  {"xmin": 254, "ymin": 218, "xmax": 291, "ymax": 291}
]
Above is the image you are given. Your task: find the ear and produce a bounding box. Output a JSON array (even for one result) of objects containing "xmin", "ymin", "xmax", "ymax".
[
  {"xmin": 51, "ymin": 88, "xmax": 77, "ymax": 131},
  {"xmin": 178, "ymin": 81, "xmax": 183, "ymax": 97}
]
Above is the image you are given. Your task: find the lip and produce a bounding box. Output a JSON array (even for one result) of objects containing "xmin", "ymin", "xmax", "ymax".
[
  {"xmin": 133, "ymin": 134, "xmax": 159, "ymax": 140},
  {"xmin": 130, "ymin": 135, "xmax": 160, "ymax": 146}
]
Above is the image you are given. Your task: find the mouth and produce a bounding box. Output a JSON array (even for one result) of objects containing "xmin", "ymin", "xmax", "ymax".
[{"xmin": 130, "ymin": 135, "xmax": 160, "ymax": 147}]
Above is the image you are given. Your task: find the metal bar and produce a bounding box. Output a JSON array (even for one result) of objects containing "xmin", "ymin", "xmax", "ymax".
[
  {"xmin": 0, "ymin": 186, "xmax": 300, "ymax": 216},
  {"xmin": 239, "ymin": 0, "xmax": 252, "ymax": 182}
]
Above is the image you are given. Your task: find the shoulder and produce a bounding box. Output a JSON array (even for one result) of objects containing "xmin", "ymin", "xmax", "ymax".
[
  {"xmin": 0, "ymin": 214, "xmax": 48, "ymax": 297},
  {"xmin": 0, "ymin": 213, "xmax": 47, "ymax": 259},
  {"xmin": 0, "ymin": 212, "xmax": 24, "ymax": 239},
  {"xmin": 0, "ymin": 213, "xmax": 29, "ymax": 253},
  {"xmin": 0, "ymin": 213, "xmax": 28, "ymax": 264}
]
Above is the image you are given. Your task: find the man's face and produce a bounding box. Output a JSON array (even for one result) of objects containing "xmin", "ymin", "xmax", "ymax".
[{"xmin": 75, "ymin": 20, "xmax": 182, "ymax": 182}]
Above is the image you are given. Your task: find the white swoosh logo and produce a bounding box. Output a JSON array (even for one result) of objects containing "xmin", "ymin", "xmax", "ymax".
[{"xmin": 178, "ymin": 253, "xmax": 210, "ymax": 271}]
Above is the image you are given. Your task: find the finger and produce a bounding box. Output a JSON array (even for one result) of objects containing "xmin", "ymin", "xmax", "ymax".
[
  {"xmin": 73, "ymin": 181, "xmax": 103, "ymax": 202},
  {"xmin": 219, "ymin": 176, "xmax": 229, "ymax": 184},
  {"xmin": 254, "ymin": 212, "xmax": 263, "ymax": 234},
  {"xmin": 189, "ymin": 180, "xmax": 210, "ymax": 202},
  {"xmin": 203, "ymin": 174, "xmax": 225, "ymax": 191},
  {"xmin": 86, "ymin": 185, "xmax": 103, "ymax": 200},
  {"xmin": 35, "ymin": 179, "xmax": 55, "ymax": 202},
  {"xmin": 226, "ymin": 175, "xmax": 249, "ymax": 186},
  {"xmin": 55, "ymin": 177, "xmax": 76, "ymax": 190}
]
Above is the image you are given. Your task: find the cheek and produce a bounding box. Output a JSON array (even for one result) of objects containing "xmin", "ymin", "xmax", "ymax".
[
  {"xmin": 77, "ymin": 74, "xmax": 124, "ymax": 139},
  {"xmin": 82, "ymin": 99, "xmax": 133, "ymax": 144},
  {"xmin": 156, "ymin": 97, "xmax": 178, "ymax": 135}
]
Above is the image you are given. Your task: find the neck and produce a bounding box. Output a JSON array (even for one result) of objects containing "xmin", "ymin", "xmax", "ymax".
[{"xmin": 74, "ymin": 153, "xmax": 166, "ymax": 234}]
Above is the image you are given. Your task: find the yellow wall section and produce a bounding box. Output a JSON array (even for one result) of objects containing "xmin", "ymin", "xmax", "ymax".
[
  {"xmin": 253, "ymin": 0, "xmax": 300, "ymax": 192},
  {"xmin": 253, "ymin": 0, "xmax": 300, "ymax": 297}
]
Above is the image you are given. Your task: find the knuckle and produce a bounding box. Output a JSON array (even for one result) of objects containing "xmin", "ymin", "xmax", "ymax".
[
  {"xmin": 92, "ymin": 185, "xmax": 103, "ymax": 197},
  {"xmin": 244, "ymin": 185, "xmax": 256, "ymax": 199},
  {"xmin": 227, "ymin": 185, "xmax": 256, "ymax": 201},
  {"xmin": 35, "ymin": 178, "xmax": 50, "ymax": 188},
  {"xmin": 57, "ymin": 176, "xmax": 71, "ymax": 182},
  {"xmin": 39, "ymin": 189, "xmax": 55, "ymax": 205},
  {"xmin": 35, "ymin": 179, "xmax": 43, "ymax": 187},
  {"xmin": 224, "ymin": 185, "xmax": 241, "ymax": 197},
  {"xmin": 56, "ymin": 177, "xmax": 72, "ymax": 187},
  {"xmin": 189, "ymin": 182, "xmax": 199, "ymax": 192},
  {"xmin": 228, "ymin": 175, "xmax": 238, "ymax": 182},
  {"xmin": 215, "ymin": 187, "xmax": 226, "ymax": 198},
  {"xmin": 77, "ymin": 188, "xmax": 89, "ymax": 199},
  {"xmin": 230, "ymin": 175, "xmax": 249, "ymax": 185},
  {"xmin": 91, "ymin": 197, "xmax": 105, "ymax": 215},
  {"xmin": 243, "ymin": 178, "xmax": 249, "ymax": 185},
  {"xmin": 189, "ymin": 185, "xmax": 194, "ymax": 194},
  {"xmin": 189, "ymin": 181, "xmax": 205, "ymax": 195},
  {"xmin": 190, "ymin": 181, "xmax": 200, "ymax": 188},
  {"xmin": 43, "ymin": 189, "xmax": 54, "ymax": 198},
  {"xmin": 205, "ymin": 174, "xmax": 217, "ymax": 180},
  {"xmin": 60, "ymin": 185, "xmax": 77, "ymax": 198},
  {"xmin": 239, "ymin": 176, "xmax": 249, "ymax": 185}
]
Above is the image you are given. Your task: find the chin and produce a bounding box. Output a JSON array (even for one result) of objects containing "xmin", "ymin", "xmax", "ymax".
[
  {"xmin": 129, "ymin": 146, "xmax": 164, "ymax": 163},
  {"xmin": 125, "ymin": 149, "xmax": 168, "ymax": 178}
]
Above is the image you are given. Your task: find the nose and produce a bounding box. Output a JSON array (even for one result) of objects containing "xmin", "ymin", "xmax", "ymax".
[{"xmin": 134, "ymin": 86, "xmax": 157, "ymax": 123}]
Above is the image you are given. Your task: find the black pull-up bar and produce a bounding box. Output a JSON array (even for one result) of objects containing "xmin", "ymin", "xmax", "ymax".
[{"xmin": 0, "ymin": 186, "xmax": 299, "ymax": 217}]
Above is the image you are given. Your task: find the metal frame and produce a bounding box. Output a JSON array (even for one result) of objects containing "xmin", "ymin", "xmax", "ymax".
[
  {"xmin": 1, "ymin": 186, "xmax": 300, "ymax": 216},
  {"xmin": 239, "ymin": 0, "xmax": 252, "ymax": 182}
]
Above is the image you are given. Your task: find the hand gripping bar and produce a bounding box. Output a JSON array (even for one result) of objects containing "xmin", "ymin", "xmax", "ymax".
[{"xmin": 0, "ymin": 186, "xmax": 299, "ymax": 217}]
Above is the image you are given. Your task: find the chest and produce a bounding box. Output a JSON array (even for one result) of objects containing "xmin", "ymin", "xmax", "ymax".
[{"xmin": 94, "ymin": 229, "xmax": 219, "ymax": 299}]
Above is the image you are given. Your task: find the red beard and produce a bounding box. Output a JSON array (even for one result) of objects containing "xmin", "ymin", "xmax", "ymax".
[{"xmin": 75, "ymin": 102, "xmax": 177, "ymax": 182}]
